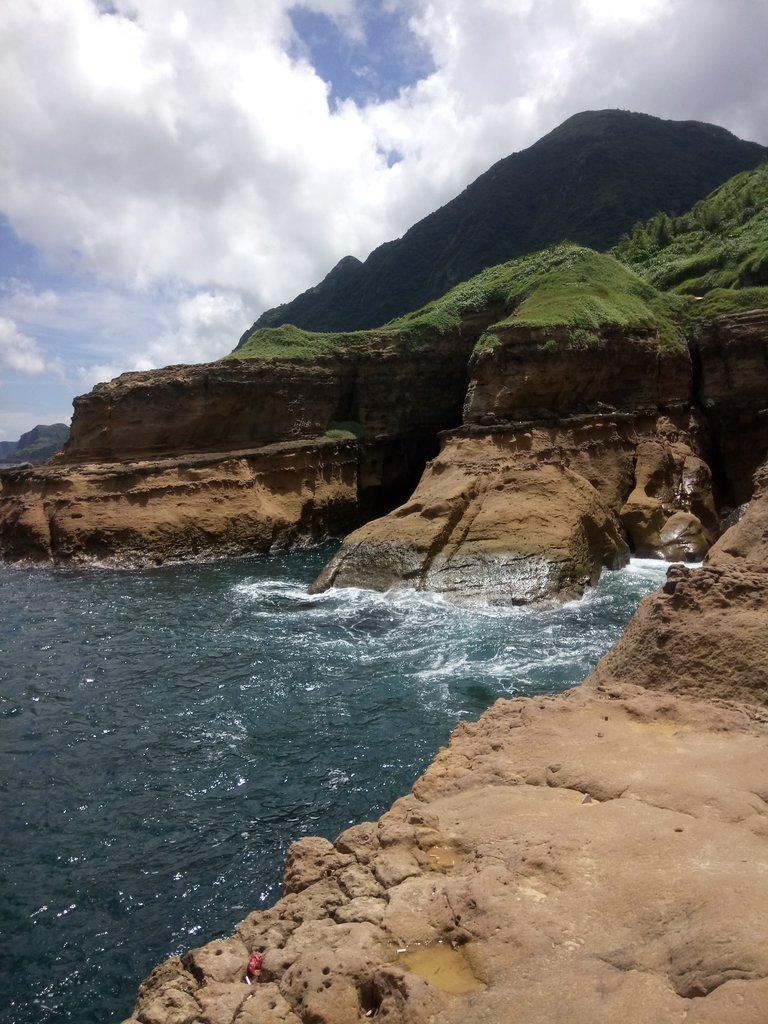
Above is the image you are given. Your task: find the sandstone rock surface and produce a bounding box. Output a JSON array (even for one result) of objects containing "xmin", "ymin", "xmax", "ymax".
[
  {"xmin": 123, "ymin": 682, "xmax": 768, "ymax": 1024},
  {"xmin": 464, "ymin": 325, "xmax": 691, "ymax": 426},
  {"xmin": 691, "ymin": 309, "xmax": 768, "ymax": 505},
  {"xmin": 0, "ymin": 330, "xmax": 481, "ymax": 564},
  {"xmin": 311, "ymin": 432, "xmax": 630, "ymax": 604},
  {"xmin": 619, "ymin": 436, "xmax": 718, "ymax": 560},
  {"xmin": 311, "ymin": 413, "xmax": 722, "ymax": 603},
  {"xmin": 122, "ymin": 458, "xmax": 768, "ymax": 1024},
  {"xmin": 591, "ymin": 459, "xmax": 768, "ymax": 706},
  {"xmin": 63, "ymin": 337, "xmax": 475, "ymax": 464},
  {"xmin": 0, "ymin": 440, "xmax": 359, "ymax": 565}
]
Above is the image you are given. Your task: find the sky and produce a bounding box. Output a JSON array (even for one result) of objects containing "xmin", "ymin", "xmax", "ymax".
[{"xmin": 1, "ymin": 0, "xmax": 767, "ymax": 440}]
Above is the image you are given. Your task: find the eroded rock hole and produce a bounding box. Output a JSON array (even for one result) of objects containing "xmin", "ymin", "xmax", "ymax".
[{"xmin": 358, "ymin": 979, "xmax": 383, "ymax": 1016}]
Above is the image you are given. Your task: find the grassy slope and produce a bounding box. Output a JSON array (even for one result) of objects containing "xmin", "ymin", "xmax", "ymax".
[
  {"xmin": 231, "ymin": 244, "xmax": 686, "ymax": 361},
  {"xmin": 613, "ymin": 161, "xmax": 768, "ymax": 317},
  {"xmin": 473, "ymin": 246, "xmax": 685, "ymax": 350},
  {"xmin": 231, "ymin": 162, "xmax": 768, "ymax": 364}
]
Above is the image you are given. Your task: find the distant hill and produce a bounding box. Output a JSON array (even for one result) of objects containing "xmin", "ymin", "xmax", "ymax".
[
  {"xmin": 238, "ymin": 110, "xmax": 767, "ymax": 342},
  {"xmin": 0, "ymin": 423, "xmax": 70, "ymax": 465}
]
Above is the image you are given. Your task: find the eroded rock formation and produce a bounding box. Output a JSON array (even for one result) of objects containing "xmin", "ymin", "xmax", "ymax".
[
  {"xmin": 1, "ymin": 305, "xmax": 766, "ymax": 605},
  {"xmin": 312, "ymin": 318, "xmax": 730, "ymax": 603},
  {"xmin": 0, "ymin": 331, "xmax": 476, "ymax": 565},
  {"xmin": 0, "ymin": 441, "xmax": 359, "ymax": 565},
  {"xmin": 310, "ymin": 429, "xmax": 632, "ymax": 604},
  {"xmin": 690, "ymin": 309, "xmax": 768, "ymax": 505}
]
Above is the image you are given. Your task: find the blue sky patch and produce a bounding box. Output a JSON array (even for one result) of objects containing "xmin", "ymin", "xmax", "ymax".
[{"xmin": 289, "ymin": 3, "xmax": 434, "ymax": 106}]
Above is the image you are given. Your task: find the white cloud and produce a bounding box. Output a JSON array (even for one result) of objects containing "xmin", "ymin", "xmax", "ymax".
[
  {"xmin": 133, "ymin": 290, "xmax": 251, "ymax": 369},
  {"xmin": 0, "ymin": 317, "xmax": 49, "ymax": 374},
  {"xmin": 2, "ymin": 0, "xmax": 767, "ymax": 316},
  {"xmin": 0, "ymin": 0, "xmax": 766, "ymax": 430}
]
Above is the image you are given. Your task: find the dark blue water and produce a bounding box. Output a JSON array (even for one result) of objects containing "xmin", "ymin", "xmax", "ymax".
[{"xmin": 0, "ymin": 547, "xmax": 669, "ymax": 1023}]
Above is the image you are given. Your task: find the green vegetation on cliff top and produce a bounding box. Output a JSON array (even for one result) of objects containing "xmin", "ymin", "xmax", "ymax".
[
  {"xmin": 473, "ymin": 246, "xmax": 685, "ymax": 350},
  {"xmin": 613, "ymin": 161, "xmax": 768, "ymax": 316},
  {"xmin": 230, "ymin": 244, "xmax": 686, "ymax": 361},
  {"xmin": 231, "ymin": 160, "xmax": 767, "ymax": 364}
]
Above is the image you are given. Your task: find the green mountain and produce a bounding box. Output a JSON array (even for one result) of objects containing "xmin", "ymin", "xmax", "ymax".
[
  {"xmin": 238, "ymin": 110, "xmax": 767, "ymax": 340},
  {"xmin": 234, "ymin": 156, "xmax": 767, "ymax": 368},
  {"xmin": 0, "ymin": 423, "xmax": 70, "ymax": 465},
  {"xmin": 613, "ymin": 160, "xmax": 768, "ymax": 319},
  {"xmin": 232, "ymin": 243, "xmax": 685, "ymax": 365}
]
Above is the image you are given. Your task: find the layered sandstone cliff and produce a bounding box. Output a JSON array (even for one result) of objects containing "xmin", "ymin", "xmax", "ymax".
[
  {"xmin": 1, "ymin": 299, "xmax": 767, "ymax": 600},
  {"xmin": 0, "ymin": 331, "xmax": 476, "ymax": 564},
  {"xmin": 0, "ymin": 441, "xmax": 359, "ymax": 565},
  {"xmin": 689, "ymin": 309, "xmax": 768, "ymax": 505},
  {"xmin": 312, "ymin": 319, "xmax": 727, "ymax": 603},
  {"xmin": 121, "ymin": 459, "xmax": 768, "ymax": 1024}
]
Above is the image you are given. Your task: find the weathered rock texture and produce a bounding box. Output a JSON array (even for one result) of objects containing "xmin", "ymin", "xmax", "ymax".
[
  {"xmin": 691, "ymin": 309, "xmax": 768, "ymax": 506},
  {"xmin": 313, "ymin": 406, "xmax": 718, "ymax": 605},
  {"xmin": 123, "ymin": 468, "xmax": 768, "ymax": 1024},
  {"xmin": 2, "ymin": 309, "xmax": 767, "ymax": 595},
  {"xmin": 314, "ymin": 307, "xmax": 768, "ymax": 602},
  {"xmin": 64, "ymin": 339, "xmax": 475, "ymax": 464},
  {"xmin": 0, "ymin": 441, "xmax": 359, "ymax": 565},
  {"xmin": 591, "ymin": 459, "xmax": 768, "ymax": 706},
  {"xmin": 122, "ymin": 688, "xmax": 768, "ymax": 1024},
  {"xmin": 463, "ymin": 325, "xmax": 691, "ymax": 426},
  {"xmin": 619, "ymin": 436, "xmax": 719, "ymax": 560},
  {"xmin": 311, "ymin": 429, "xmax": 632, "ymax": 604},
  {"xmin": 0, "ymin": 332, "xmax": 476, "ymax": 563}
]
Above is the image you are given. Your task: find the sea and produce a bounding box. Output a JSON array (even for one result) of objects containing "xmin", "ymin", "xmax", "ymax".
[{"xmin": 0, "ymin": 546, "xmax": 671, "ymax": 1023}]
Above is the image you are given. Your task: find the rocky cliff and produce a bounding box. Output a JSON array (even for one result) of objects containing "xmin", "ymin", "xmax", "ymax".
[
  {"xmin": 0, "ymin": 328, "xmax": 477, "ymax": 564},
  {"xmin": 0, "ymin": 441, "xmax": 359, "ymax": 565},
  {"xmin": 3, "ymin": 293, "xmax": 766, "ymax": 589},
  {"xmin": 310, "ymin": 293, "xmax": 741, "ymax": 603},
  {"xmin": 120, "ymin": 457, "xmax": 768, "ymax": 1024}
]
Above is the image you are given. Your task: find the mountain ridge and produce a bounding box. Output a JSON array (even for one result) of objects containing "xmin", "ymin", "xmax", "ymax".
[
  {"xmin": 0, "ymin": 423, "xmax": 70, "ymax": 465},
  {"xmin": 239, "ymin": 109, "xmax": 767, "ymax": 340}
]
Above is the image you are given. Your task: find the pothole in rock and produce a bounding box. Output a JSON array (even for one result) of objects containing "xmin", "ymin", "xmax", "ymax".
[
  {"xmin": 396, "ymin": 941, "xmax": 485, "ymax": 995},
  {"xmin": 424, "ymin": 845, "xmax": 464, "ymax": 871}
]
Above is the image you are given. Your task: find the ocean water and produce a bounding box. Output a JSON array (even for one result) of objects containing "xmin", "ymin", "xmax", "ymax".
[{"xmin": 0, "ymin": 547, "xmax": 670, "ymax": 1023}]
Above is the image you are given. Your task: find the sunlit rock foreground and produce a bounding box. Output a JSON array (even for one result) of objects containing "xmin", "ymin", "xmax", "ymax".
[{"xmin": 123, "ymin": 467, "xmax": 768, "ymax": 1024}]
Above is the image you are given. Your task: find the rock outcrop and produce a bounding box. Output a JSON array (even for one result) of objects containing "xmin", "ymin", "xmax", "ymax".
[
  {"xmin": 590, "ymin": 459, "xmax": 768, "ymax": 706},
  {"xmin": 619, "ymin": 435, "xmax": 719, "ymax": 560},
  {"xmin": 122, "ymin": 690, "xmax": 768, "ymax": 1024},
  {"xmin": 63, "ymin": 338, "xmax": 475, "ymax": 465},
  {"xmin": 122, "ymin": 462, "xmax": 768, "ymax": 1024},
  {"xmin": 690, "ymin": 309, "xmax": 768, "ymax": 506},
  {"xmin": 311, "ymin": 429, "xmax": 631, "ymax": 604},
  {"xmin": 463, "ymin": 325, "xmax": 691, "ymax": 426},
  {"xmin": 312, "ymin": 318, "xmax": 722, "ymax": 603},
  {"xmin": 1, "ymin": 278, "xmax": 767, "ymax": 603},
  {"xmin": 0, "ymin": 440, "xmax": 359, "ymax": 566},
  {"xmin": 0, "ymin": 331, "xmax": 476, "ymax": 564}
]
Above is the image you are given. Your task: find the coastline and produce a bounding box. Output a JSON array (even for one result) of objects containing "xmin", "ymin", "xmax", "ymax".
[
  {"xmin": 123, "ymin": 682, "xmax": 768, "ymax": 1024},
  {"xmin": 121, "ymin": 469, "xmax": 768, "ymax": 1024}
]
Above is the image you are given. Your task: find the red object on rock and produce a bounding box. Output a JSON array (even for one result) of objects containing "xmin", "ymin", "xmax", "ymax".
[{"xmin": 247, "ymin": 952, "xmax": 264, "ymax": 977}]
